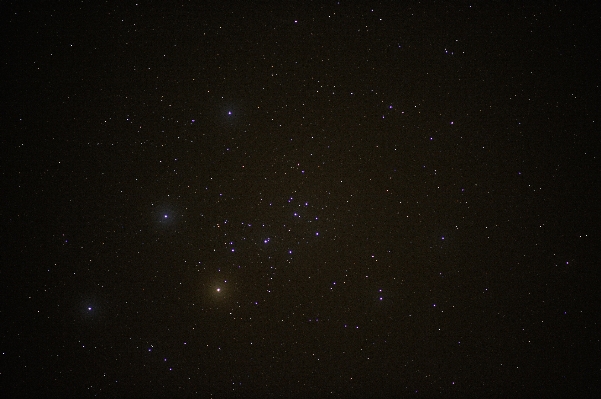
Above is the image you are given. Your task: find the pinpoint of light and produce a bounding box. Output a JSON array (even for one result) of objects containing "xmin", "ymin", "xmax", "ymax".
[
  {"xmin": 216, "ymin": 288, "xmax": 221, "ymax": 292},
  {"xmin": 164, "ymin": 215, "xmax": 168, "ymax": 218},
  {"xmin": 88, "ymin": 307, "xmax": 92, "ymax": 311},
  {"xmin": 315, "ymin": 232, "xmax": 319, "ymax": 236},
  {"xmin": 228, "ymin": 111, "xmax": 232, "ymax": 115}
]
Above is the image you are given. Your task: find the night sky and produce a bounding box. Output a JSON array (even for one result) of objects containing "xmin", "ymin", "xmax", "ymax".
[{"xmin": 3, "ymin": 1, "xmax": 600, "ymax": 397}]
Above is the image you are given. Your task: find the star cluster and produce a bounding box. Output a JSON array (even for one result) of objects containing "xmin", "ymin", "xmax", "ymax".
[{"xmin": 3, "ymin": 2, "xmax": 600, "ymax": 397}]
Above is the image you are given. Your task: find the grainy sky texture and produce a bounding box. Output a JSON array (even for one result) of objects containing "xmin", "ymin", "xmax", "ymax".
[{"xmin": 2, "ymin": 1, "xmax": 600, "ymax": 397}]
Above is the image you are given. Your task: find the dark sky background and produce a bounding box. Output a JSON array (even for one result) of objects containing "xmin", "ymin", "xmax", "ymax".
[{"xmin": 2, "ymin": 1, "xmax": 600, "ymax": 397}]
